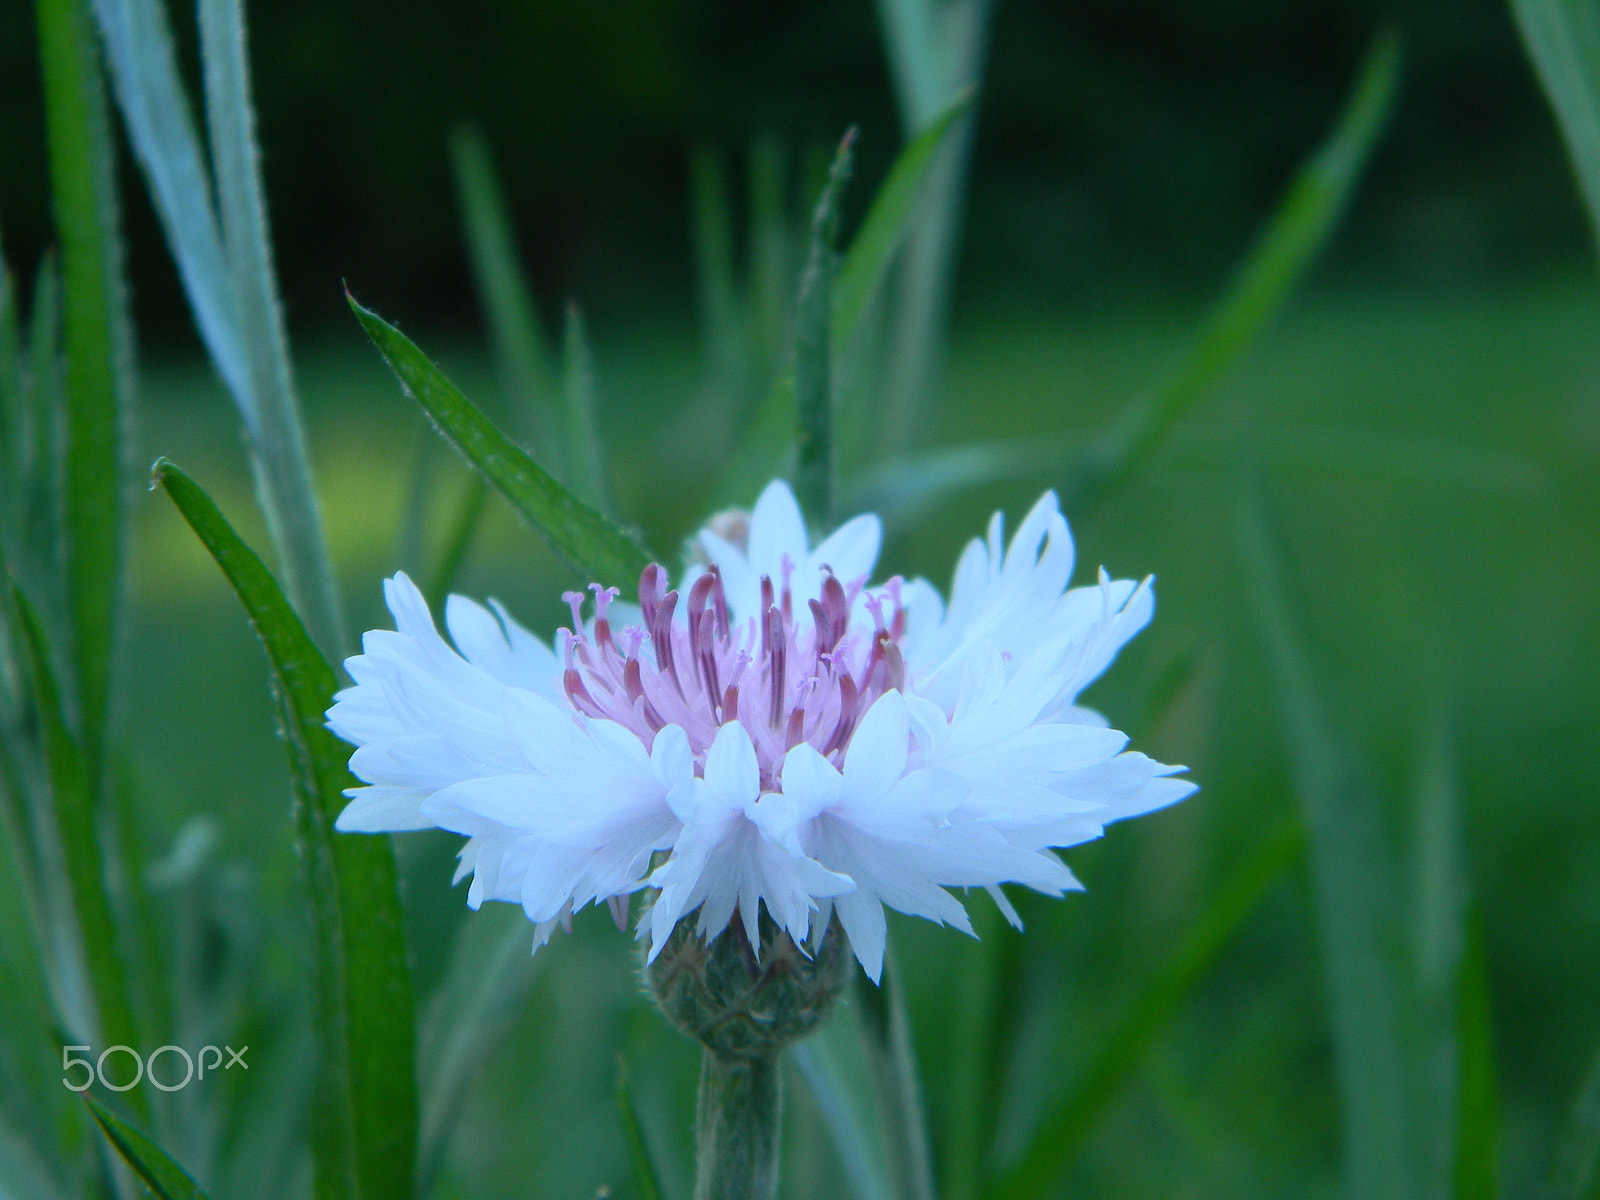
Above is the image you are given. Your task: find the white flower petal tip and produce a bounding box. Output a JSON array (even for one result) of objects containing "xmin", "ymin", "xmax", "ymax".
[{"xmin": 331, "ymin": 484, "xmax": 1192, "ymax": 972}]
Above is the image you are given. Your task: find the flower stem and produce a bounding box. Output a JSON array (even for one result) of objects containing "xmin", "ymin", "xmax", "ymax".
[{"xmin": 695, "ymin": 1049, "xmax": 782, "ymax": 1200}]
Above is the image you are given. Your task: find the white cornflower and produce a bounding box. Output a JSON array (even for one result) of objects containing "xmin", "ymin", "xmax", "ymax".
[{"xmin": 329, "ymin": 480, "xmax": 1194, "ymax": 980}]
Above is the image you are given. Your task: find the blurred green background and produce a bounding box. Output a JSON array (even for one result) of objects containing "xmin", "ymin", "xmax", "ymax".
[{"xmin": 3, "ymin": 0, "xmax": 1599, "ymax": 1198}]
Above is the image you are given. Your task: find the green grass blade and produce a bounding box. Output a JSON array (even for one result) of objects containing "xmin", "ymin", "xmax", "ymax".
[
  {"xmin": 794, "ymin": 130, "xmax": 855, "ymax": 529},
  {"xmin": 616, "ymin": 1057, "xmax": 667, "ymax": 1200},
  {"xmin": 348, "ymin": 293, "xmax": 652, "ymax": 586},
  {"xmin": 832, "ymin": 89, "xmax": 970, "ymax": 352},
  {"xmin": 748, "ymin": 135, "xmax": 790, "ymax": 370},
  {"xmin": 10, "ymin": 588, "xmax": 141, "ymax": 1092},
  {"xmin": 0, "ymin": 1109, "xmax": 69, "ymax": 1200},
  {"xmin": 983, "ymin": 816, "xmax": 1303, "ymax": 1200},
  {"xmin": 197, "ymin": 0, "xmax": 345, "ymax": 660},
  {"xmin": 37, "ymin": 0, "xmax": 132, "ymax": 785},
  {"xmin": 1453, "ymin": 916, "xmax": 1499, "ymax": 1200},
  {"xmin": 791, "ymin": 1002, "xmax": 896, "ymax": 1200},
  {"xmin": 839, "ymin": 436, "xmax": 1073, "ymax": 533},
  {"xmin": 153, "ymin": 458, "xmax": 416, "ymax": 1200},
  {"xmin": 416, "ymin": 906, "xmax": 545, "ymax": 1193},
  {"xmin": 559, "ymin": 301, "xmax": 614, "ymax": 515},
  {"xmin": 941, "ymin": 902, "xmax": 1003, "ymax": 1200},
  {"xmin": 854, "ymin": 948, "xmax": 937, "ymax": 1200},
  {"xmin": 1235, "ymin": 479, "xmax": 1419, "ymax": 1200},
  {"xmin": 0, "ymin": 260, "xmax": 18, "ymax": 519},
  {"xmin": 1510, "ymin": 0, "xmax": 1600, "ymax": 257},
  {"xmin": 689, "ymin": 145, "xmax": 744, "ymax": 385},
  {"xmin": 89, "ymin": 0, "xmax": 241, "ymax": 395},
  {"xmin": 1551, "ymin": 1034, "xmax": 1600, "ymax": 1199},
  {"xmin": 85, "ymin": 1095, "xmax": 212, "ymax": 1200},
  {"xmin": 449, "ymin": 125, "xmax": 557, "ymax": 443},
  {"xmin": 22, "ymin": 258, "xmax": 65, "ymax": 590},
  {"xmin": 423, "ymin": 476, "xmax": 489, "ymax": 609},
  {"xmin": 1064, "ymin": 30, "xmax": 1401, "ymax": 512}
]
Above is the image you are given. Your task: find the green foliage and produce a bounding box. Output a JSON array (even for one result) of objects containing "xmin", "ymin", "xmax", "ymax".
[
  {"xmin": 92, "ymin": 0, "xmax": 345, "ymax": 659},
  {"xmin": 153, "ymin": 460, "xmax": 416, "ymax": 1200},
  {"xmin": 37, "ymin": 0, "xmax": 131, "ymax": 788},
  {"xmin": 1511, "ymin": 0, "xmax": 1600, "ymax": 258},
  {"xmin": 1065, "ymin": 30, "xmax": 1401, "ymax": 512},
  {"xmin": 86, "ymin": 1095, "xmax": 213, "ymax": 1200},
  {"xmin": 348, "ymin": 292, "xmax": 652, "ymax": 586},
  {"xmin": 794, "ymin": 130, "xmax": 855, "ymax": 530}
]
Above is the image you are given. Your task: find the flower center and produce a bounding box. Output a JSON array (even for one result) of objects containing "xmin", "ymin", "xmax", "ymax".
[{"xmin": 558, "ymin": 562, "xmax": 908, "ymax": 788}]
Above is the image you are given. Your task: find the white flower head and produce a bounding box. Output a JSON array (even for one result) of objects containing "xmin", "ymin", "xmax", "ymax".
[{"xmin": 329, "ymin": 479, "xmax": 1194, "ymax": 980}]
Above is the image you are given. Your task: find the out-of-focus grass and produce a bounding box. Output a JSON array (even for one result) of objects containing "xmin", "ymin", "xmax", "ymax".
[{"xmin": 124, "ymin": 266, "xmax": 1598, "ymax": 1198}]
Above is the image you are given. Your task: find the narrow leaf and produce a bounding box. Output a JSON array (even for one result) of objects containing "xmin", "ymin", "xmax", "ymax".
[
  {"xmin": 1453, "ymin": 917, "xmax": 1499, "ymax": 1200},
  {"xmin": 348, "ymin": 293, "xmax": 652, "ymax": 586},
  {"xmin": 794, "ymin": 129, "xmax": 855, "ymax": 529},
  {"xmin": 1235, "ymin": 479, "xmax": 1419, "ymax": 1200},
  {"xmin": 90, "ymin": 0, "xmax": 241, "ymax": 397},
  {"xmin": 559, "ymin": 301, "xmax": 613, "ymax": 515},
  {"xmin": 1551, "ymin": 1032, "xmax": 1600, "ymax": 1199},
  {"xmin": 416, "ymin": 905, "xmax": 545, "ymax": 1193},
  {"xmin": 838, "ymin": 435, "xmax": 1073, "ymax": 533},
  {"xmin": 854, "ymin": 948, "xmax": 937, "ymax": 1200},
  {"xmin": 449, "ymin": 125, "xmax": 557, "ymax": 441},
  {"xmin": 10, "ymin": 587, "xmax": 141, "ymax": 1089},
  {"xmin": 831, "ymin": 89, "xmax": 971, "ymax": 350},
  {"xmin": 689, "ymin": 145, "xmax": 744, "ymax": 382},
  {"xmin": 38, "ymin": 0, "xmax": 133, "ymax": 783},
  {"xmin": 423, "ymin": 476, "xmax": 488, "ymax": 610},
  {"xmin": 616, "ymin": 1057, "xmax": 667, "ymax": 1200},
  {"xmin": 198, "ymin": 0, "xmax": 345, "ymax": 660},
  {"xmin": 153, "ymin": 459, "xmax": 416, "ymax": 1200},
  {"xmin": 792, "ymin": 1002, "xmax": 896, "ymax": 1200},
  {"xmin": 85, "ymin": 1094, "xmax": 213, "ymax": 1200},
  {"xmin": 1064, "ymin": 30, "xmax": 1401, "ymax": 511},
  {"xmin": 984, "ymin": 817, "xmax": 1303, "ymax": 1200},
  {"xmin": 1510, "ymin": 0, "xmax": 1600, "ymax": 258}
]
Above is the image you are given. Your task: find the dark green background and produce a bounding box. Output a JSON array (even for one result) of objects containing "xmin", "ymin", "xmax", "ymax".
[{"xmin": 0, "ymin": 0, "xmax": 1589, "ymax": 342}]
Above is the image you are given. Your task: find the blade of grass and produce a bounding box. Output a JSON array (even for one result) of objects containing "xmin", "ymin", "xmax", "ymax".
[
  {"xmin": 197, "ymin": 0, "xmax": 345, "ymax": 659},
  {"xmin": 1063, "ymin": 30, "xmax": 1401, "ymax": 512},
  {"xmin": 348, "ymin": 292, "xmax": 651, "ymax": 585},
  {"xmin": 10, "ymin": 587, "xmax": 142, "ymax": 1111},
  {"xmin": 423, "ymin": 476, "xmax": 489, "ymax": 610},
  {"xmin": 690, "ymin": 145, "xmax": 744, "ymax": 387},
  {"xmin": 616, "ymin": 1057, "xmax": 667, "ymax": 1200},
  {"xmin": 89, "ymin": 0, "xmax": 241, "ymax": 397},
  {"xmin": 85, "ymin": 1095, "xmax": 212, "ymax": 1200},
  {"xmin": 415, "ymin": 905, "xmax": 546, "ymax": 1193},
  {"xmin": 23, "ymin": 257, "xmax": 64, "ymax": 583},
  {"xmin": 38, "ymin": 0, "xmax": 133, "ymax": 785},
  {"xmin": 0, "ymin": 1110, "xmax": 69, "ymax": 1200},
  {"xmin": 1551, "ymin": 1033, "xmax": 1600, "ymax": 1199},
  {"xmin": 831, "ymin": 90, "xmax": 970, "ymax": 351},
  {"xmin": 713, "ymin": 102, "xmax": 977, "ymax": 513},
  {"xmin": 1235, "ymin": 478, "xmax": 1420, "ymax": 1200},
  {"xmin": 1510, "ymin": 0, "xmax": 1600, "ymax": 257},
  {"xmin": 1453, "ymin": 916, "xmax": 1498, "ymax": 1200},
  {"xmin": 854, "ymin": 947, "xmax": 937, "ymax": 1200},
  {"xmin": 153, "ymin": 459, "xmax": 416, "ymax": 1200},
  {"xmin": 983, "ymin": 816, "xmax": 1303, "ymax": 1200},
  {"xmin": 941, "ymin": 901, "xmax": 1003, "ymax": 1200},
  {"xmin": 873, "ymin": 0, "xmax": 993, "ymax": 453},
  {"xmin": 794, "ymin": 129, "xmax": 855, "ymax": 529},
  {"xmin": 791, "ymin": 1001, "xmax": 896, "ymax": 1200},
  {"xmin": 838, "ymin": 435, "xmax": 1074, "ymax": 533},
  {"xmin": 559, "ymin": 301, "xmax": 613, "ymax": 516},
  {"xmin": 748, "ymin": 135, "xmax": 790, "ymax": 371},
  {"xmin": 449, "ymin": 125, "xmax": 557, "ymax": 443}
]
